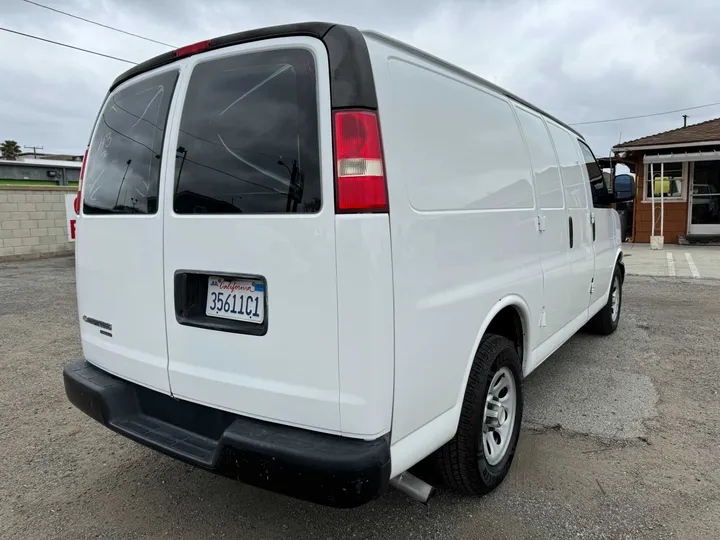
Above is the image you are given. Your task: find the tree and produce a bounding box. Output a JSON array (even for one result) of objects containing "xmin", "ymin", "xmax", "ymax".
[{"xmin": 1, "ymin": 140, "xmax": 22, "ymax": 160}]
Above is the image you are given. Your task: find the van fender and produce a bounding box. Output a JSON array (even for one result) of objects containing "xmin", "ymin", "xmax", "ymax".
[
  {"xmin": 453, "ymin": 294, "xmax": 531, "ymax": 416},
  {"xmin": 604, "ymin": 246, "xmax": 624, "ymax": 298},
  {"xmin": 390, "ymin": 294, "xmax": 533, "ymax": 476},
  {"xmin": 589, "ymin": 247, "xmax": 624, "ymax": 323}
]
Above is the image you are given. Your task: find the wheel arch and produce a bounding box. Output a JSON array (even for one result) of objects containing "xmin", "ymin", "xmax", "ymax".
[
  {"xmin": 455, "ymin": 296, "xmax": 530, "ymax": 408},
  {"xmin": 390, "ymin": 296, "xmax": 532, "ymax": 478},
  {"xmin": 617, "ymin": 250, "xmax": 625, "ymax": 283}
]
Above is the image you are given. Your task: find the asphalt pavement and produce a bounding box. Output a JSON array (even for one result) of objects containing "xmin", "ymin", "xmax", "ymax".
[{"xmin": 0, "ymin": 256, "xmax": 718, "ymax": 539}]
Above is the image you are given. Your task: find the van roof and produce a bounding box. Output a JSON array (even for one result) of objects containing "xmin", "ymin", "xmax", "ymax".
[{"xmin": 110, "ymin": 21, "xmax": 582, "ymax": 140}]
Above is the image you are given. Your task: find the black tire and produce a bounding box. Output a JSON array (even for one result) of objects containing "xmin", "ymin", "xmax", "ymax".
[
  {"xmin": 587, "ymin": 266, "xmax": 622, "ymax": 335},
  {"xmin": 435, "ymin": 334, "xmax": 523, "ymax": 495}
]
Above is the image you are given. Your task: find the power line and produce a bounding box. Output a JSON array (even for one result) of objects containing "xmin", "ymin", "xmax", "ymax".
[
  {"xmin": 0, "ymin": 26, "xmax": 137, "ymax": 64},
  {"xmin": 570, "ymin": 101, "xmax": 720, "ymax": 126},
  {"xmin": 21, "ymin": 0, "xmax": 176, "ymax": 48},
  {"xmin": 13, "ymin": 2, "xmax": 720, "ymax": 132}
]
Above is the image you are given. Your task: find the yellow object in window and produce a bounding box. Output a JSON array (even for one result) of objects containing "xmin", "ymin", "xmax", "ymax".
[{"xmin": 653, "ymin": 177, "xmax": 672, "ymax": 195}]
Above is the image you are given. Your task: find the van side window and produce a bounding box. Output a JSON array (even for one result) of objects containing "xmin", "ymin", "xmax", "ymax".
[
  {"xmin": 547, "ymin": 125, "xmax": 588, "ymax": 209},
  {"xmin": 516, "ymin": 109, "xmax": 564, "ymax": 209},
  {"xmin": 578, "ymin": 140, "xmax": 610, "ymax": 206},
  {"xmin": 174, "ymin": 49, "xmax": 321, "ymax": 214},
  {"xmin": 83, "ymin": 71, "xmax": 178, "ymax": 215}
]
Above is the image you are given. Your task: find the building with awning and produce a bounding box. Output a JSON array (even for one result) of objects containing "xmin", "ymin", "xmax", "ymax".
[{"xmin": 613, "ymin": 118, "xmax": 720, "ymax": 244}]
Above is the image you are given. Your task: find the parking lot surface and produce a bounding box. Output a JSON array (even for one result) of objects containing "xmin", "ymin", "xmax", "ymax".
[
  {"xmin": 1, "ymin": 256, "xmax": 718, "ymax": 539},
  {"xmin": 623, "ymin": 244, "xmax": 720, "ymax": 279}
]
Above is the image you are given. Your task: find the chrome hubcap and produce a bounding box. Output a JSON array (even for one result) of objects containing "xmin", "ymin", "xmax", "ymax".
[
  {"xmin": 481, "ymin": 367, "xmax": 517, "ymax": 466},
  {"xmin": 611, "ymin": 277, "xmax": 620, "ymax": 321}
]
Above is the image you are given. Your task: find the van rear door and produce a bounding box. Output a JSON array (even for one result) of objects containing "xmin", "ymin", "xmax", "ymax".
[
  {"xmin": 162, "ymin": 39, "xmax": 342, "ymax": 432},
  {"xmin": 76, "ymin": 67, "xmax": 179, "ymax": 393}
]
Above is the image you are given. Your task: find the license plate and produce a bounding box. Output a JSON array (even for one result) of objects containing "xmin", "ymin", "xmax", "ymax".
[{"xmin": 205, "ymin": 276, "xmax": 265, "ymax": 324}]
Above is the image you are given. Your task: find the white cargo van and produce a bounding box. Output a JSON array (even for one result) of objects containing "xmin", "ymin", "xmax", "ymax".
[{"xmin": 64, "ymin": 22, "xmax": 634, "ymax": 507}]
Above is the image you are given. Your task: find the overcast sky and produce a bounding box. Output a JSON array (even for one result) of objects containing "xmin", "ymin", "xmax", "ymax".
[{"xmin": 2, "ymin": 0, "xmax": 720, "ymax": 157}]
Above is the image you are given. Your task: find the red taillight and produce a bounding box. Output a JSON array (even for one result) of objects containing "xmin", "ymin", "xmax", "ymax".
[
  {"xmin": 174, "ymin": 39, "xmax": 212, "ymax": 58},
  {"xmin": 73, "ymin": 148, "xmax": 88, "ymax": 215},
  {"xmin": 333, "ymin": 110, "xmax": 388, "ymax": 212}
]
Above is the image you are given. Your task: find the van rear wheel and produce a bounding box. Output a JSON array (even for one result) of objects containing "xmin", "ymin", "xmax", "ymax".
[{"xmin": 435, "ymin": 334, "xmax": 523, "ymax": 495}]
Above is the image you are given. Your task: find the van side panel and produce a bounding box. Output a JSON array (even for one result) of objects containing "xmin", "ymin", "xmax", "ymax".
[
  {"xmin": 577, "ymin": 137, "xmax": 621, "ymax": 310},
  {"xmin": 335, "ymin": 214, "xmax": 394, "ymax": 437},
  {"xmin": 514, "ymin": 107, "xmax": 572, "ymax": 345},
  {"xmin": 547, "ymin": 125, "xmax": 595, "ymax": 321},
  {"xmin": 366, "ymin": 38, "xmax": 545, "ymax": 444},
  {"xmin": 588, "ymin": 207, "xmax": 621, "ymax": 311}
]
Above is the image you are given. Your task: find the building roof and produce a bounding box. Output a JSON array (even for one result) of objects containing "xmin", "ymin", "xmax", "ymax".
[
  {"xmin": 18, "ymin": 153, "xmax": 84, "ymax": 162},
  {"xmin": 0, "ymin": 158, "xmax": 82, "ymax": 168},
  {"xmin": 614, "ymin": 117, "xmax": 720, "ymax": 150}
]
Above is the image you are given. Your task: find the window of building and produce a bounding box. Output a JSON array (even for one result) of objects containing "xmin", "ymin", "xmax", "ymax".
[{"xmin": 644, "ymin": 162, "xmax": 685, "ymax": 201}]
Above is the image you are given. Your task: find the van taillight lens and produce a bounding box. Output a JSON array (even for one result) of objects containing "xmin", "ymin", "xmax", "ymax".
[
  {"xmin": 73, "ymin": 148, "xmax": 88, "ymax": 215},
  {"xmin": 334, "ymin": 110, "xmax": 388, "ymax": 212}
]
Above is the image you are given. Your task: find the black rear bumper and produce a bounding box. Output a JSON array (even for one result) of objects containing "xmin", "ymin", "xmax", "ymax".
[{"xmin": 63, "ymin": 360, "xmax": 390, "ymax": 508}]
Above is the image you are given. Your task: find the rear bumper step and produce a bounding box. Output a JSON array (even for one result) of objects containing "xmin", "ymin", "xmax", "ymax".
[{"xmin": 63, "ymin": 360, "xmax": 391, "ymax": 508}]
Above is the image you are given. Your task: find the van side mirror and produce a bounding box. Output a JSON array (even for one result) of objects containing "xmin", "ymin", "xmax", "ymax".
[{"xmin": 613, "ymin": 174, "xmax": 635, "ymax": 203}]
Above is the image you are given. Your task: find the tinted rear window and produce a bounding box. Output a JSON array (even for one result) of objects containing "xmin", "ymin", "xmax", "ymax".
[
  {"xmin": 174, "ymin": 49, "xmax": 321, "ymax": 214},
  {"xmin": 83, "ymin": 71, "xmax": 178, "ymax": 214}
]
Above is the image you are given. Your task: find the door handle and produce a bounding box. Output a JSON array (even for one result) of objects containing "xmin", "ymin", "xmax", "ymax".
[{"xmin": 569, "ymin": 216, "xmax": 574, "ymax": 248}]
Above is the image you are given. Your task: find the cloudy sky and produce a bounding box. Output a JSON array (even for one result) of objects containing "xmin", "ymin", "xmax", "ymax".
[{"xmin": 2, "ymin": 0, "xmax": 720, "ymax": 157}]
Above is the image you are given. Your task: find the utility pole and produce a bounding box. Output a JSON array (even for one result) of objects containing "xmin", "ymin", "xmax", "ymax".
[
  {"xmin": 682, "ymin": 115, "xmax": 688, "ymax": 128},
  {"xmin": 23, "ymin": 145, "xmax": 43, "ymax": 159}
]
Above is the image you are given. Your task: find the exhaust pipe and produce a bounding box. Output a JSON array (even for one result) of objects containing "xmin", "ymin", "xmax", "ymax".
[{"xmin": 389, "ymin": 472, "xmax": 435, "ymax": 503}]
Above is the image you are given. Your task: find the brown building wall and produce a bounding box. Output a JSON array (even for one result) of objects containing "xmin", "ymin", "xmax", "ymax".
[{"xmin": 631, "ymin": 155, "xmax": 688, "ymax": 244}]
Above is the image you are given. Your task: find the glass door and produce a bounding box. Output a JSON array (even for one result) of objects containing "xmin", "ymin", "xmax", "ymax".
[{"xmin": 689, "ymin": 161, "xmax": 720, "ymax": 234}]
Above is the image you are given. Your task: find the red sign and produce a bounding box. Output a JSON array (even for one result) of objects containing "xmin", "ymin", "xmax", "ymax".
[{"xmin": 64, "ymin": 194, "xmax": 77, "ymax": 242}]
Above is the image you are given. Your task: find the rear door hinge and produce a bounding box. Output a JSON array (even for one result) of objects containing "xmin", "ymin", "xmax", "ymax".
[
  {"xmin": 539, "ymin": 309, "xmax": 547, "ymax": 328},
  {"xmin": 589, "ymin": 279, "xmax": 595, "ymax": 295},
  {"xmin": 537, "ymin": 215, "xmax": 546, "ymax": 232}
]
